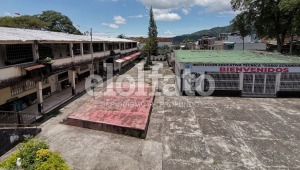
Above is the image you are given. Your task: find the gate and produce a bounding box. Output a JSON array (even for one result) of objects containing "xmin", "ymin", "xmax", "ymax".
[{"xmin": 242, "ymin": 73, "xmax": 276, "ymax": 96}]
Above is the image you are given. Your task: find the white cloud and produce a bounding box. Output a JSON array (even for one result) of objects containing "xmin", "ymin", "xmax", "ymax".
[
  {"xmin": 102, "ymin": 23, "xmax": 119, "ymax": 29},
  {"xmin": 153, "ymin": 9, "xmax": 181, "ymax": 21},
  {"xmin": 139, "ymin": 0, "xmax": 233, "ymax": 14},
  {"xmin": 128, "ymin": 14, "xmax": 144, "ymax": 18},
  {"xmin": 164, "ymin": 30, "xmax": 174, "ymax": 35},
  {"xmin": 182, "ymin": 8, "xmax": 190, "ymax": 15},
  {"xmin": 113, "ymin": 16, "xmax": 126, "ymax": 24}
]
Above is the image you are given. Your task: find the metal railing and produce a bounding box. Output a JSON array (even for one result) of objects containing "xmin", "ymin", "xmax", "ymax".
[{"xmin": 0, "ymin": 111, "xmax": 39, "ymax": 127}]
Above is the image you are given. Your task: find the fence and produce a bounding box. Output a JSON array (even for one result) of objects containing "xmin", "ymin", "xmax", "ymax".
[{"xmin": 0, "ymin": 111, "xmax": 38, "ymax": 127}]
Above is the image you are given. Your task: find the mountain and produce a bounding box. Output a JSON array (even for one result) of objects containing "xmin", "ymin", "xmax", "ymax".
[{"xmin": 172, "ymin": 25, "xmax": 233, "ymax": 43}]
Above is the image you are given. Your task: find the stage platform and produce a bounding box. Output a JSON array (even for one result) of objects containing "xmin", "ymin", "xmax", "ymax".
[{"xmin": 64, "ymin": 82, "xmax": 155, "ymax": 138}]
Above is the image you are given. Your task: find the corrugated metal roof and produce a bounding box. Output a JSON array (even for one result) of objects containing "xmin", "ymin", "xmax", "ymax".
[
  {"xmin": 24, "ymin": 64, "xmax": 45, "ymax": 71},
  {"xmin": 0, "ymin": 27, "xmax": 136, "ymax": 43},
  {"xmin": 175, "ymin": 50, "xmax": 300, "ymax": 64}
]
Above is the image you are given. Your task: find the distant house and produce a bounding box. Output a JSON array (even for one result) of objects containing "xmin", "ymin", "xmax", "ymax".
[
  {"xmin": 129, "ymin": 37, "xmax": 173, "ymax": 49},
  {"xmin": 195, "ymin": 36, "xmax": 216, "ymax": 50},
  {"xmin": 219, "ymin": 32, "xmax": 266, "ymax": 50}
]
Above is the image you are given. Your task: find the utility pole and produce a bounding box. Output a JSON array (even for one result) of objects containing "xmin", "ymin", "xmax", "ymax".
[{"xmin": 90, "ymin": 28, "xmax": 96, "ymax": 99}]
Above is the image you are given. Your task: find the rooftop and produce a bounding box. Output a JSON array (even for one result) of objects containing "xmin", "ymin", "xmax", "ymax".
[
  {"xmin": 175, "ymin": 50, "xmax": 300, "ymax": 64},
  {"xmin": 0, "ymin": 27, "xmax": 136, "ymax": 43}
]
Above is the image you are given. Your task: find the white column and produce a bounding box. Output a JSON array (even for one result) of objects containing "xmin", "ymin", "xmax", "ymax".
[
  {"xmin": 32, "ymin": 43, "xmax": 39, "ymax": 61},
  {"xmin": 80, "ymin": 43, "xmax": 84, "ymax": 57},
  {"xmin": 239, "ymin": 72, "xmax": 244, "ymax": 91},
  {"xmin": 36, "ymin": 81, "xmax": 43, "ymax": 113},
  {"xmin": 70, "ymin": 43, "xmax": 74, "ymax": 62},
  {"xmin": 276, "ymin": 73, "xmax": 281, "ymax": 94},
  {"xmin": 68, "ymin": 70, "xmax": 76, "ymax": 95}
]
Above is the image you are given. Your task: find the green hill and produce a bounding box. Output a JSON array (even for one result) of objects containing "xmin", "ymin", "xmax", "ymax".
[{"xmin": 172, "ymin": 25, "xmax": 233, "ymax": 43}]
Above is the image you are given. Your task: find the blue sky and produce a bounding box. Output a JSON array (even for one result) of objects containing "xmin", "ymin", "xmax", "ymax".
[{"xmin": 0, "ymin": 0, "xmax": 237, "ymax": 37}]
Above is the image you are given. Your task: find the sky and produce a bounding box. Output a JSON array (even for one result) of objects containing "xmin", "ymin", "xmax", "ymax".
[{"xmin": 0, "ymin": 0, "xmax": 237, "ymax": 37}]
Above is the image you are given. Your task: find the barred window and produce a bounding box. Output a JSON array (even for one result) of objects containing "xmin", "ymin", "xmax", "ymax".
[
  {"xmin": 6, "ymin": 44, "xmax": 33, "ymax": 65},
  {"xmin": 11, "ymin": 80, "xmax": 35, "ymax": 96}
]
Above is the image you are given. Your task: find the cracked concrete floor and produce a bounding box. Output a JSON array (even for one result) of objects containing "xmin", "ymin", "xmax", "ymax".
[{"xmin": 1, "ymin": 61, "xmax": 300, "ymax": 170}]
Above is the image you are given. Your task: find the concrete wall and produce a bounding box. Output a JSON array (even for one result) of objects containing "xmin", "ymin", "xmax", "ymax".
[
  {"xmin": 0, "ymin": 66, "xmax": 23, "ymax": 81},
  {"xmin": 234, "ymin": 43, "xmax": 266, "ymax": 50}
]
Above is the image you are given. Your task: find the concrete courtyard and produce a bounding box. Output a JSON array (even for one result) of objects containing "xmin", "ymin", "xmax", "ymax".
[{"xmin": 1, "ymin": 61, "xmax": 300, "ymax": 169}]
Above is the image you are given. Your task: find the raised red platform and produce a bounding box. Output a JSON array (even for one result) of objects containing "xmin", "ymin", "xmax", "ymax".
[{"xmin": 64, "ymin": 82, "xmax": 154, "ymax": 138}]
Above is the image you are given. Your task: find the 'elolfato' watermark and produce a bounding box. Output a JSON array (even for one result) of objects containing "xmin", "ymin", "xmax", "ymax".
[{"xmin": 84, "ymin": 63, "xmax": 216, "ymax": 97}]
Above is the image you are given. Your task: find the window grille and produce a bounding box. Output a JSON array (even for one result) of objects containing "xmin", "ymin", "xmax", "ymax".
[
  {"xmin": 73, "ymin": 43, "xmax": 81, "ymax": 55},
  {"xmin": 11, "ymin": 80, "xmax": 35, "ymax": 96},
  {"xmin": 5, "ymin": 44, "xmax": 33, "ymax": 65},
  {"xmin": 83, "ymin": 43, "xmax": 90, "ymax": 54},
  {"xmin": 207, "ymin": 73, "xmax": 240, "ymax": 90},
  {"xmin": 93, "ymin": 43, "xmax": 104, "ymax": 52},
  {"xmin": 280, "ymin": 73, "xmax": 300, "ymax": 91},
  {"xmin": 38, "ymin": 44, "xmax": 52, "ymax": 60}
]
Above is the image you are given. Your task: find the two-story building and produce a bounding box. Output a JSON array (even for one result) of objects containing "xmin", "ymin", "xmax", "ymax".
[{"xmin": 0, "ymin": 27, "xmax": 139, "ymax": 113}]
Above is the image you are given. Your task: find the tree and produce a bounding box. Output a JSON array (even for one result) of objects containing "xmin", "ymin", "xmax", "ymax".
[
  {"xmin": 117, "ymin": 34, "xmax": 127, "ymax": 39},
  {"xmin": 35, "ymin": 10, "xmax": 82, "ymax": 35},
  {"xmin": 0, "ymin": 15, "xmax": 48, "ymax": 30},
  {"xmin": 279, "ymin": 0, "xmax": 300, "ymax": 54},
  {"xmin": 145, "ymin": 6, "xmax": 158, "ymax": 66},
  {"xmin": 0, "ymin": 11, "xmax": 82, "ymax": 35},
  {"xmin": 231, "ymin": 0, "xmax": 300, "ymax": 53},
  {"xmin": 231, "ymin": 12, "xmax": 252, "ymax": 50}
]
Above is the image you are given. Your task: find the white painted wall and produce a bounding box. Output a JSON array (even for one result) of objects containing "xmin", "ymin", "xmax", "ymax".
[
  {"xmin": 0, "ymin": 66, "xmax": 22, "ymax": 81},
  {"xmin": 158, "ymin": 42, "xmax": 172, "ymax": 47}
]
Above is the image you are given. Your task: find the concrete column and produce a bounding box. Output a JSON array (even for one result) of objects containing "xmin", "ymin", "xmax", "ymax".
[
  {"xmin": 276, "ymin": 73, "xmax": 281, "ymax": 93},
  {"xmin": 32, "ymin": 43, "xmax": 39, "ymax": 61},
  {"xmin": 239, "ymin": 72, "xmax": 244, "ymax": 91},
  {"xmin": 80, "ymin": 43, "xmax": 84, "ymax": 57},
  {"xmin": 96, "ymin": 62, "xmax": 100, "ymax": 74},
  {"xmin": 103, "ymin": 43, "xmax": 106, "ymax": 52},
  {"xmin": 36, "ymin": 81, "xmax": 43, "ymax": 113},
  {"xmin": 90, "ymin": 42, "xmax": 93, "ymax": 54},
  {"xmin": 70, "ymin": 43, "xmax": 74, "ymax": 62},
  {"xmin": 89, "ymin": 64, "xmax": 94, "ymax": 75},
  {"xmin": 68, "ymin": 70, "xmax": 76, "ymax": 95}
]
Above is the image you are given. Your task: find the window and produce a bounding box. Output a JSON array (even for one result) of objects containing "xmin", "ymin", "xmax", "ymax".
[
  {"xmin": 93, "ymin": 43, "xmax": 104, "ymax": 52},
  {"xmin": 83, "ymin": 43, "xmax": 90, "ymax": 54},
  {"xmin": 73, "ymin": 43, "xmax": 81, "ymax": 55},
  {"xmin": 11, "ymin": 80, "xmax": 35, "ymax": 96},
  {"xmin": 38, "ymin": 44, "xmax": 53, "ymax": 60},
  {"xmin": 6, "ymin": 44, "xmax": 33, "ymax": 65}
]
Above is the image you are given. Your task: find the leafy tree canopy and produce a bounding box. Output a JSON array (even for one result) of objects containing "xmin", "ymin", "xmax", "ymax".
[
  {"xmin": 117, "ymin": 34, "xmax": 127, "ymax": 39},
  {"xmin": 0, "ymin": 15, "xmax": 48, "ymax": 29},
  {"xmin": 231, "ymin": 0, "xmax": 300, "ymax": 52},
  {"xmin": 35, "ymin": 10, "xmax": 81, "ymax": 35},
  {"xmin": 0, "ymin": 10, "xmax": 81, "ymax": 35}
]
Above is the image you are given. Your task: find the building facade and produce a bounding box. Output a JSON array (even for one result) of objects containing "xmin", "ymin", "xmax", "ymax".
[
  {"xmin": 0, "ymin": 27, "xmax": 139, "ymax": 113},
  {"xmin": 174, "ymin": 50, "xmax": 300, "ymax": 97}
]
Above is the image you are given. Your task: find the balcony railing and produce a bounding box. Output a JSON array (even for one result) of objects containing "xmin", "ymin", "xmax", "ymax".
[{"xmin": 0, "ymin": 111, "xmax": 38, "ymax": 127}]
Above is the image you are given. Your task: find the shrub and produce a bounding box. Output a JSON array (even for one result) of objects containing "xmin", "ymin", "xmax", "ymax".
[
  {"xmin": 0, "ymin": 139, "xmax": 69, "ymax": 170},
  {"xmin": 0, "ymin": 151, "xmax": 21, "ymax": 169}
]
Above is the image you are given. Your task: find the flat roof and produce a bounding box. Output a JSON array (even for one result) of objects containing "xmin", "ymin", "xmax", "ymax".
[
  {"xmin": 175, "ymin": 50, "xmax": 300, "ymax": 64},
  {"xmin": 0, "ymin": 27, "xmax": 136, "ymax": 43}
]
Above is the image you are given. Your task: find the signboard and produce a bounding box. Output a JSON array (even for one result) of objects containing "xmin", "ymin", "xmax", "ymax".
[{"xmin": 190, "ymin": 64, "xmax": 300, "ymax": 73}]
